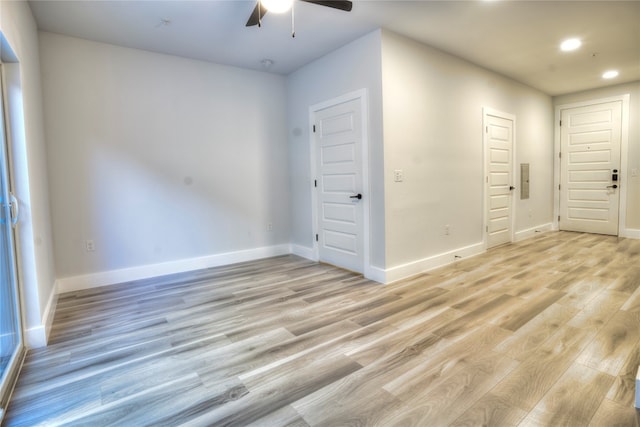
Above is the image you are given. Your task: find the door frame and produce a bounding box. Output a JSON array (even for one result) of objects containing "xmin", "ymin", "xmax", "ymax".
[
  {"xmin": 553, "ymin": 95, "xmax": 630, "ymax": 237},
  {"xmin": 482, "ymin": 107, "xmax": 517, "ymax": 249},
  {"xmin": 0, "ymin": 63, "xmax": 25, "ymax": 422},
  {"xmin": 309, "ymin": 89, "xmax": 370, "ymax": 276}
]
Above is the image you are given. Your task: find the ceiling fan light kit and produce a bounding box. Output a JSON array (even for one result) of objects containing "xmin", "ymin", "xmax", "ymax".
[
  {"xmin": 246, "ymin": 0, "xmax": 353, "ymax": 36},
  {"xmin": 261, "ymin": 0, "xmax": 294, "ymax": 14}
]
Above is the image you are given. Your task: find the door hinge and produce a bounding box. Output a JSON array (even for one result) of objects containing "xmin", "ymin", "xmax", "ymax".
[
  {"xmin": 315, "ymin": 234, "xmax": 318, "ymax": 242},
  {"xmin": 485, "ymin": 126, "xmax": 488, "ymax": 133},
  {"xmin": 559, "ymin": 152, "xmax": 562, "ymax": 158},
  {"xmin": 558, "ymin": 184, "xmax": 561, "ymax": 190},
  {"xmin": 314, "ymin": 179, "xmax": 317, "ymax": 188},
  {"xmin": 558, "ymin": 215, "xmax": 560, "ymax": 221},
  {"xmin": 486, "ymin": 225, "xmax": 488, "ymax": 232},
  {"xmin": 559, "ymin": 120, "xmax": 562, "ymax": 127},
  {"xmin": 313, "ymin": 125, "xmax": 316, "ymax": 133}
]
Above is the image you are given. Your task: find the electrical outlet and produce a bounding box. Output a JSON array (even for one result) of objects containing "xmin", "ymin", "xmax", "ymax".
[
  {"xmin": 267, "ymin": 223, "xmax": 273, "ymax": 231},
  {"xmin": 444, "ymin": 224, "xmax": 450, "ymax": 235},
  {"xmin": 394, "ymin": 169, "xmax": 404, "ymax": 182},
  {"xmin": 85, "ymin": 240, "xmax": 95, "ymax": 252},
  {"xmin": 631, "ymin": 168, "xmax": 638, "ymax": 177}
]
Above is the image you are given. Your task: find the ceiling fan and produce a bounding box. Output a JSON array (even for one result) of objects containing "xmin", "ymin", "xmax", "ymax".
[{"xmin": 246, "ymin": 0, "xmax": 353, "ymax": 30}]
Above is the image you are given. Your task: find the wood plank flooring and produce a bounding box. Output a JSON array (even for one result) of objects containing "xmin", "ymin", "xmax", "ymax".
[{"xmin": 4, "ymin": 231, "xmax": 640, "ymax": 426}]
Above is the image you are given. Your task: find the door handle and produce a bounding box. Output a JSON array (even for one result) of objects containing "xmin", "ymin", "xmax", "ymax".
[
  {"xmin": 350, "ymin": 194, "xmax": 362, "ymax": 200},
  {"xmin": 606, "ymin": 184, "xmax": 618, "ymax": 189},
  {"xmin": 509, "ymin": 186, "xmax": 516, "ymax": 191},
  {"xmin": 9, "ymin": 193, "xmax": 18, "ymax": 228}
]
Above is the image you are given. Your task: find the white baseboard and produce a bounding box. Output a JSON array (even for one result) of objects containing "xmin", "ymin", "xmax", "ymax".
[
  {"xmin": 381, "ymin": 242, "xmax": 486, "ymax": 284},
  {"xmin": 24, "ymin": 281, "xmax": 58, "ymax": 348},
  {"xmin": 636, "ymin": 366, "xmax": 640, "ymax": 408},
  {"xmin": 25, "ymin": 325, "xmax": 47, "ymax": 349},
  {"xmin": 43, "ymin": 282, "xmax": 58, "ymax": 343},
  {"xmin": 292, "ymin": 243, "xmax": 386, "ymax": 285},
  {"xmin": 621, "ymin": 228, "xmax": 640, "ymax": 239},
  {"xmin": 365, "ymin": 265, "xmax": 386, "ymax": 284},
  {"xmin": 514, "ymin": 223, "xmax": 554, "ymax": 242},
  {"xmin": 57, "ymin": 244, "xmax": 291, "ymax": 294},
  {"xmin": 290, "ymin": 244, "xmax": 316, "ymax": 261}
]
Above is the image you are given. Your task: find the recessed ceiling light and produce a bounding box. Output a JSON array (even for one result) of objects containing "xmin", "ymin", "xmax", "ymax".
[
  {"xmin": 602, "ymin": 70, "xmax": 619, "ymax": 79},
  {"xmin": 560, "ymin": 38, "xmax": 582, "ymax": 52}
]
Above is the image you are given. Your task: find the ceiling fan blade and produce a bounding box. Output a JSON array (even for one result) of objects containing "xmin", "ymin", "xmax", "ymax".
[
  {"xmin": 299, "ymin": 0, "xmax": 353, "ymax": 12},
  {"xmin": 246, "ymin": 2, "xmax": 268, "ymax": 27}
]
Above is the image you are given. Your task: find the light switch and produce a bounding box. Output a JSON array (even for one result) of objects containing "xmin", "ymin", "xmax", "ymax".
[
  {"xmin": 394, "ymin": 169, "xmax": 404, "ymax": 182},
  {"xmin": 632, "ymin": 168, "xmax": 638, "ymax": 177}
]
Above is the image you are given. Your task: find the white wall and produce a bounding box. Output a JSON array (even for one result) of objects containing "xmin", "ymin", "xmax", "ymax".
[
  {"xmin": 381, "ymin": 30, "xmax": 554, "ymax": 274},
  {"xmin": 286, "ymin": 29, "xmax": 554, "ymax": 282},
  {"xmin": 39, "ymin": 33, "xmax": 290, "ymax": 285},
  {"xmin": 554, "ymin": 81, "xmax": 640, "ymax": 233},
  {"xmin": 0, "ymin": 1, "xmax": 57, "ymax": 347},
  {"xmin": 286, "ymin": 29, "xmax": 385, "ymax": 269}
]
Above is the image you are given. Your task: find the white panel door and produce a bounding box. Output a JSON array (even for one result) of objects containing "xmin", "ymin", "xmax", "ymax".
[
  {"xmin": 315, "ymin": 98, "xmax": 363, "ymax": 273},
  {"xmin": 560, "ymin": 101, "xmax": 621, "ymax": 235},
  {"xmin": 486, "ymin": 113, "xmax": 514, "ymax": 248}
]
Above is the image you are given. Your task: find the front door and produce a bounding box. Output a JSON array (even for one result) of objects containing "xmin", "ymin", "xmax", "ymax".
[
  {"xmin": 559, "ymin": 100, "xmax": 622, "ymax": 235},
  {"xmin": 485, "ymin": 110, "xmax": 515, "ymax": 248},
  {"xmin": 314, "ymin": 97, "xmax": 364, "ymax": 273}
]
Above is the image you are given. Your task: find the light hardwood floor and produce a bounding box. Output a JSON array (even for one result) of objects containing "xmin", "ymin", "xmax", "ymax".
[{"xmin": 4, "ymin": 231, "xmax": 640, "ymax": 426}]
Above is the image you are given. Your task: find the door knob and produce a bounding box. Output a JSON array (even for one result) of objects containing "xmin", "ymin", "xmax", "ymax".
[
  {"xmin": 509, "ymin": 186, "xmax": 516, "ymax": 191},
  {"xmin": 350, "ymin": 194, "xmax": 362, "ymax": 200},
  {"xmin": 606, "ymin": 184, "xmax": 618, "ymax": 189}
]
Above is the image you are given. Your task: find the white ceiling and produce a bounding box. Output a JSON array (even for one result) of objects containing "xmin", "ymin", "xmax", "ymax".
[{"xmin": 28, "ymin": 0, "xmax": 640, "ymax": 96}]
